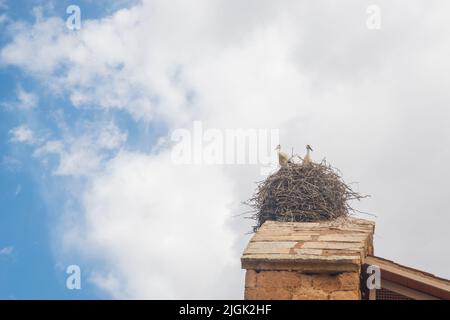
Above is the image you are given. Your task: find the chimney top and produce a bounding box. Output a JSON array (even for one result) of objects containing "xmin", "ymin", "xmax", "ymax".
[{"xmin": 241, "ymin": 217, "xmax": 375, "ymax": 273}]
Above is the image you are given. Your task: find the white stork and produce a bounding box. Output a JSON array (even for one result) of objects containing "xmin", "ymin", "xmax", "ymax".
[
  {"xmin": 275, "ymin": 144, "xmax": 290, "ymax": 167},
  {"xmin": 303, "ymin": 144, "xmax": 313, "ymax": 165}
]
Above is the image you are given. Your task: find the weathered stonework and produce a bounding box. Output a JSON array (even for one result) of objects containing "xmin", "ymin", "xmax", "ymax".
[
  {"xmin": 241, "ymin": 218, "xmax": 374, "ymax": 300},
  {"xmin": 244, "ymin": 270, "xmax": 360, "ymax": 300}
]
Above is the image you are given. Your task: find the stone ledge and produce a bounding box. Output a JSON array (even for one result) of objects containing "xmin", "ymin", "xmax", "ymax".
[{"xmin": 241, "ymin": 259, "xmax": 360, "ymax": 273}]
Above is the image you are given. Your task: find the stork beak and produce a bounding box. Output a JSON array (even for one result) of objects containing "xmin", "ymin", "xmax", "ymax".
[{"xmin": 307, "ymin": 145, "xmax": 313, "ymax": 151}]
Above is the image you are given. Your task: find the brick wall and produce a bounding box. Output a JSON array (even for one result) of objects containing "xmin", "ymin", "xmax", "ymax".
[{"xmin": 244, "ymin": 270, "xmax": 360, "ymax": 300}]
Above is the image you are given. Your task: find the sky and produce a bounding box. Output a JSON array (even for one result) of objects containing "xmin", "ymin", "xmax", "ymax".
[{"xmin": 0, "ymin": 0, "xmax": 449, "ymax": 299}]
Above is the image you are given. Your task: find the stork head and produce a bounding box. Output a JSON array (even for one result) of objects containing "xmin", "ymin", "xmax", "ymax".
[
  {"xmin": 306, "ymin": 144, "xmax": 313, "ymax": 152},
  {"xmin": 275, "ymin": 144, "xmax": 281, "ymax": 151}
]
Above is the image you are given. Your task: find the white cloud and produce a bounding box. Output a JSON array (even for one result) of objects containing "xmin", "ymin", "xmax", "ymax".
[
  {"xmin": 34, "ymin": 121, "xmax": 127, "ymax": 176},
  {"xmin": 0, "ymin": 246, "xmax": 13, "ymax": 256},
  {"xmin": 63, "ymin": 151, "xmax": 239, "ymax": 299},
  {"xmin": 96, "ymin": 122, "xmax": 128, "ymax": 150},
  {"xmin": 0, "ymin": 17, "xmax": 74, "ymax": 74},
  {"xmin": 9, "ymin": 125, "xmax": 35, "ymax": 144},
  {"xmin": 16, "ymin": 86, "xmax": 38, "ymax": 109},
  {"xmin": 1, "ymin": 86, "xmax": 39, "ymax": 110},
  {"xmin": 0, "ymin": 0, "xmax": 293, "ymax": 125},
  {"xmin": 1, "ymin": 0, "xmax": 450, "ymax": 299}
]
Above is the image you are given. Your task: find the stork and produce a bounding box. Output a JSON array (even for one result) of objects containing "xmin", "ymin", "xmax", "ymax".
[
  {"xmin": 275, "ymin": 144, "xmax": 290, "ymax": 167},
  {"xmin": 303, "ymin": 144, "xmax": 313, "ymax": 165}
]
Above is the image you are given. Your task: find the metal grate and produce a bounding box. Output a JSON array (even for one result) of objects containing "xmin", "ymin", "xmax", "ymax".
[{"xmin": 376, "ymin": 288, "xmax": 413, "ymax": 300}]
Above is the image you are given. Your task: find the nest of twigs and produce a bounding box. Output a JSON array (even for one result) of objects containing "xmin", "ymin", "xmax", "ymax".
[{"xmin": 246, "ymin": 159, "xmax": 367, "ymax": 232}]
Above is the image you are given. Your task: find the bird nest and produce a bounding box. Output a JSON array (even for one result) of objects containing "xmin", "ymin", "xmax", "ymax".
[{"xmin": 246, "ymin": 159, "xmax": 367, "ymax": 232}]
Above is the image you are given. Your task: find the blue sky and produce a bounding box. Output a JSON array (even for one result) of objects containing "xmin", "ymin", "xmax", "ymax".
[
  {"xmin": 0, "ymin": 0, "xmax": 136, "ymax": 299},
  {"xmin": 0, "ymin": 0, "xmax": 449, "ymax": 299}
]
